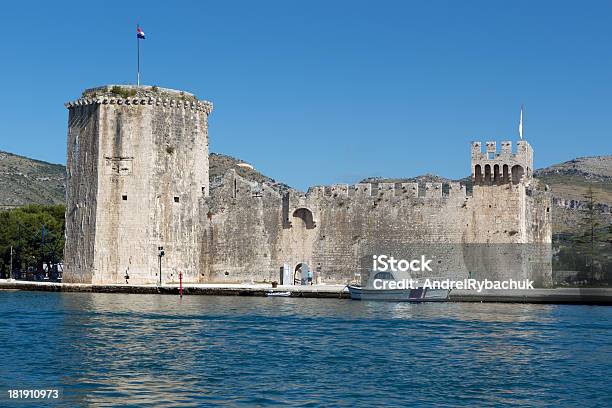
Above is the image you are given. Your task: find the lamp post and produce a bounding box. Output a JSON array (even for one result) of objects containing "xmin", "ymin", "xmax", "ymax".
[
  {"xmin": 158, "ymin": 246, "xmax": 165, "ymax": 286},
  {"xmin": 9, "ymin": 246, "xmax": 13, "ymax": 281}
]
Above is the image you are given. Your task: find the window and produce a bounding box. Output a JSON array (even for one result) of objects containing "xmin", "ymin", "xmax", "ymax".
[
  {"xmin": 474, "ymin": 164, "xmax": 482, "ymax": 184},
  {"xmin": 292, "ymin": 208, "xmax": 316, "ymax": 229},
  {"xmin": 122, "ymin": 195, "xmax": 127, "ymax": 201},
  {"xmin": 174, "ymin": 196, "xmax": 180, "ymax": 203},
  {"xmin": 493, "ymin": 164, "xmax": 500, "ymax": 183},
  {"xmin": 374, "ymin": 272, "xmax": 395, "ymax": 280}
]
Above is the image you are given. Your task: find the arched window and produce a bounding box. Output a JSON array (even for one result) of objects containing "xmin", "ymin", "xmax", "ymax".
[
  {"xmin": 503, "ymin": 164, "xmax": 509, "ymax": 183},
  {"xmin": 484, "ymin": 164, "xmax": 492, "ymax": 184},
  {"xmin": 493, "ymin": 164, "xmax": 500, "ymax": 184},
  {"xmin": 474, "ymin": 164, "xmax": 483, "ymax": 184},
  {"xmin": 511, "ymin": 165, "xmax": 524, "ymax": 184},
  {"xmin": 292, "ymin": 208, "xmax": 316, "ymax": 229}
]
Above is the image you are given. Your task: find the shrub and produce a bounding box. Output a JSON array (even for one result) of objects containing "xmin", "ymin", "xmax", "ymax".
[{"xmin": 110, "ymin": 86, "xmax": 137, "ymax": 99}]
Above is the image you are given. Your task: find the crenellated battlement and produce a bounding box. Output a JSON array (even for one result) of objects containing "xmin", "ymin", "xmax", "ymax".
[
  {"xmin": 302, "ymin": 181, "xmax": 468, "ymax": 200},
  {"xmin": 219, "ymin": 165, "xmax": 544, "ymax": 214},
  {"xmin": 65, "ymin": 85, "xmax": 213, "ymax": 114},
  {"xmin": 65, "ymin": 96, "xmax": 213, "ymax": 114}
]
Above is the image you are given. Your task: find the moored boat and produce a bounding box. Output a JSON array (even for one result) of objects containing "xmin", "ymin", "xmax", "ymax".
[
  {"xmin": 266, "ymin": 291, "xmax": 292, "ymax": 297},
  {"xmin": 347, "ymin": 272, "xmax": 451, "ymax": 301}
]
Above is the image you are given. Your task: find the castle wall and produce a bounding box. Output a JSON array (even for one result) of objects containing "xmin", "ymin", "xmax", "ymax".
[
  {"xmin": 302, "ymin": 183, "xmax": 468, "ymax": 283},
  {"xmin": 203, "ymin": 170, "xmax": 552, "ymax": 287},
  {"xmin": 462, "ymin": 183, "xmax": 552, "ymax": 286},
  {"xmin": 202, "ymin": 171, "xmax": 284, "ymax": 282},
  {"xmin": 64, "ymin": 89, "xmax": 552, "ymax": 288}
]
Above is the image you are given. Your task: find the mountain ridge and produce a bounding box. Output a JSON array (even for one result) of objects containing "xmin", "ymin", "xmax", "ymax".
[
  {"xmin": 0, "ymin": 150, "xmax": 65, "ymax": 209},
  {"xmin": 1, "ymin": 149, "xmax": 610, "ymax": 235}
]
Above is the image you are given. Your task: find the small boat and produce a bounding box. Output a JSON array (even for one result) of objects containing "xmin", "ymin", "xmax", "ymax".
[
  {"xmin": 266, "ymin": 291, "xmax": 292, "ymax": 297},
  {"xmin": 347, "ymin": 273, "xmax": 450, "ymax": 302}
]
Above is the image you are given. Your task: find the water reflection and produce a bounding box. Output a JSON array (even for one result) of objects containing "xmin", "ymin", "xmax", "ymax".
[{"xmin": 0, "ymin": 292, "xmax": 610, "ymax": 407}]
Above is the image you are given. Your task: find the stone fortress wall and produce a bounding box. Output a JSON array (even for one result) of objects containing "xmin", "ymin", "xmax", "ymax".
[
  {"xmin": 63, "ymin": 86, "xmax": 552, "ymax": 287},
  {"xmin": 202, "ymin": 140, "xmax": 552, "ymax": 287}
]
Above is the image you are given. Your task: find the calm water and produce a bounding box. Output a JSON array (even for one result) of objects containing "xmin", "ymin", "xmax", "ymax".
[{"xmin": 0, "ymin": 292, "xmax": 611, "ymax": 407}]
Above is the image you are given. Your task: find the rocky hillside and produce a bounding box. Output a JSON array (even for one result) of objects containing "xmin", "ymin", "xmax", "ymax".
[
  {"xmin": 362, "ymin": 173, "xmax": 458, "ymax": 185},
  {"xmin": 0, "ymin": 151, "xmax": 292, "ymax": 210},
  {"xmin": 534, "ymin": 156, "xmax": 612, "ymax": 234},
  {"xmin": 534, "ymin": 156, "xmax": 612, "ymax": 203},
  {"xmin": 0, "ymin": 151, "xmax": 65, "ymax": 209},
  {"xmin": 209, "ymin": 153, "xmax": 292, "ymax": 193},
  {"xmin": 362, "ymin": 156, "xmax": 612, "ymax": 235},
  {"xmin": 1, "ymin": 149, "xmax": 610, "ymax": 235}
]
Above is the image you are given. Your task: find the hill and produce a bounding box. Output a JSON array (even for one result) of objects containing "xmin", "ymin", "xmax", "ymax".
[
  {"xmin": 361, "ymin": 156, "xmax": 612, "ymax": 235},
  {"xmin": 534, "ymin": 156, "xmax": 612, "ymax": 203},
  {"xmin": 1, "ymin": 150, "xmax": 610, "ymax": 235},
  {"xmin": 361, "ymin": 173, "xmax": 456, "ymax": 185},
  {"xmin": 534, "ymin": 156, "xmax": 612, "ymax": 234},
  {"xmin": 0, "ymin": 151, "xmax": 65, "ymax": 209},
  {"xmin": 0, "ymin": 151, "xmax": 293, "ymax": 210},
  {"xmin": 209, "ymin": 153, "xmax": 292, "ymax": 193}
]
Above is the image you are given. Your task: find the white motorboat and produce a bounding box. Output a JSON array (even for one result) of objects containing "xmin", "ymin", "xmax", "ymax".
[
  {"xmin": 266, "ymin": 291, "xmax": 292, "ymax": 297},
  {"xmin": 347, "ymin": 272, "xmax": 450, "ymax": 302}
]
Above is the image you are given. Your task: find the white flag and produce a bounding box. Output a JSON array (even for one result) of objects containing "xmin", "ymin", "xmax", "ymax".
[{"xmin": 519, "ymin": 105, "xmax": 524, "ymax": 140}]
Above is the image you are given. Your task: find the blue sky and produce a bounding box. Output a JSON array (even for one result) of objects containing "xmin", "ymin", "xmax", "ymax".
[{"xmin": 0, "ymin": 0, "xmax": 610, "ymax": 190}]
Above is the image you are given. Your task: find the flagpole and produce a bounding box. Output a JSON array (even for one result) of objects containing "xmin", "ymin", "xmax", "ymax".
[
  {"xmin": 137, "ymin": 24, "xmax": 140, "ymax": 86},
  {"xmin": 520, "ymin": 104, "xmax": 524, "ymax": 140},
  {"xmin": 518, "ymin": 104, "xmax": 524, "ymax": 140}
]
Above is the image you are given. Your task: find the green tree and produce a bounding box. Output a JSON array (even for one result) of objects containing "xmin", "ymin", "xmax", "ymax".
[
  {"xmin": 0, "ymin": 204, "xmax": 65, "ymax": 278},
  {"xmin": 571, "ymin": 186, "xmax": 612, "ymax": 282}
]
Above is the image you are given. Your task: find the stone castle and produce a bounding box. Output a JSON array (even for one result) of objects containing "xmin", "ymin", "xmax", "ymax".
[{"xmin": 64, "ymin": 85, "xmax": 553, "ymax": 287}]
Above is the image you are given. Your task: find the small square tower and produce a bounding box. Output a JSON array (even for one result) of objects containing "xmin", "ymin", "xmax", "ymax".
[{"xmin": 471, "ymin": 140, "xmax": 533, "ymax": 185}]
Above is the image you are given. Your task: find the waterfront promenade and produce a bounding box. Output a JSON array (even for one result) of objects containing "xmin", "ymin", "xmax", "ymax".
[
  {"xmin": 1, "ymin": 279, "xmax": 611, "ymax": 304},
  {"xmin": 0, "ymin": 280, "xmax": 348, "ymax": 298}
]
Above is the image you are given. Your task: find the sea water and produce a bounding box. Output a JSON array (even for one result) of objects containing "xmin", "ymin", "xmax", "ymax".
[{"xmin": 0, "ymin": 291, "xmax": 610, "ymax": 407}]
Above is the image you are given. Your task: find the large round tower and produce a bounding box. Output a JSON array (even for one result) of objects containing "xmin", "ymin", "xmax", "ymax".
[{"xmin": 64, "ymin": 85, "xmax": 212, "ymax": 284}]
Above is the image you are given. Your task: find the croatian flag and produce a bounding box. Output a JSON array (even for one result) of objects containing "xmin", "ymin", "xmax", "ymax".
[{"xmin": 137, "ymin": 26, "xmax": 146, "ymax": 39}]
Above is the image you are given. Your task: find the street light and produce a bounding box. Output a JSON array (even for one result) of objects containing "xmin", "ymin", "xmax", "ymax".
[
  {"xmin": 158, "ymin": 246, "xmax": 165, "ymax": 286},
  {"xmin": 8, "ymin": 246, "xmax": 13, "ymax": 281}
]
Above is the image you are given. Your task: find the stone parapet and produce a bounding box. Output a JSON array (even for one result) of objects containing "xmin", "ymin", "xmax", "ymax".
[{"xmin": 65, "ymin": 96, "xmax": 213, "ymax": 114}]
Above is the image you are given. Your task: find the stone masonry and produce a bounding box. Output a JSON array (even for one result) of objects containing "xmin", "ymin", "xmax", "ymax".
[
  {"xmin": 64, "ymin": 85, "xmax": 553, "ymax": 287},
  {"xmin": 64, "ymin": 85, "xmax": 212, "ymax": 284},
  {"xmin": 203, "ymin": 145, "xmax": 552, "ymax": 287}
]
